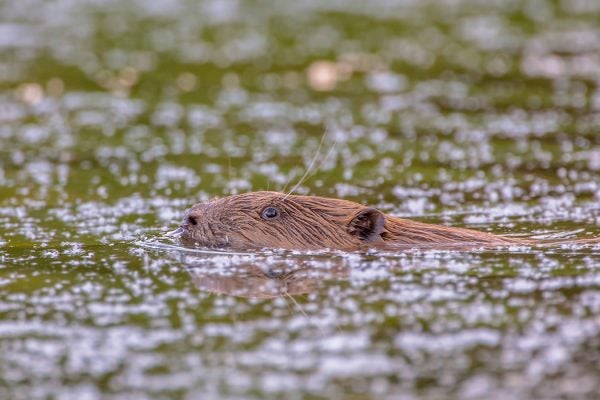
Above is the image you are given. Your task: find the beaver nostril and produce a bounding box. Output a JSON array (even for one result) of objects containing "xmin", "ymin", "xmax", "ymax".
[{"xmin": 187, "ymin": 216, "xmax": 198, "ymax": 226}]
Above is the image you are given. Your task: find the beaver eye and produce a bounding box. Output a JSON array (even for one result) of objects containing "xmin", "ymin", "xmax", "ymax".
[{"xmin": 261, "ymin": 206, "xmax": 280, "ymax": 220}]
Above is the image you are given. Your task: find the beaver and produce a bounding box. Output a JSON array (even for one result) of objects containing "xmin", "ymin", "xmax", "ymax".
[{"xmin": 176, "ymin": 191, "xmax": 567, "ymax": 251}]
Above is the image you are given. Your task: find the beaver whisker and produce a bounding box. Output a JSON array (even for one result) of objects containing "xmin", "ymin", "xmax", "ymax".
[
  {"xmin": 286, "ymin": 134, "xmax": 338, "ymax": 199},
  {"xmin": 283, "ymin": 128, "xmax": 333, "ymax": 199}
]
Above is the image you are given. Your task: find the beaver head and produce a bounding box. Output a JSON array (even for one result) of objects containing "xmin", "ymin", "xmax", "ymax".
[{"xmin": 179, "ymin": 191, "xmax": 385, "ymax": 250}]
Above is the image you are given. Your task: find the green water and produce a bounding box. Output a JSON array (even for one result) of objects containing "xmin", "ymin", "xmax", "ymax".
[{"xmin": 1, "ymin": 0, "xmax": 600, "ymax": 398}]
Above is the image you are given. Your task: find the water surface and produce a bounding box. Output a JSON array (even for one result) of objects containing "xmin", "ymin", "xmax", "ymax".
[{"xmin": 1, "ymin": 0, "xmax": 600, "ymax": 398}]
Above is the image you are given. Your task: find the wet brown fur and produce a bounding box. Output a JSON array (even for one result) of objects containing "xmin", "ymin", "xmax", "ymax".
[{"xmin": 179, "ymin": 191, "xmax": 598, "ymax": 251}]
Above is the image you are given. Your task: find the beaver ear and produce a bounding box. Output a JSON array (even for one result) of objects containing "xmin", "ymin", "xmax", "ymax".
[{"xmin": 347, "ymin": 208, "xmax": 385, "ymax": 243}]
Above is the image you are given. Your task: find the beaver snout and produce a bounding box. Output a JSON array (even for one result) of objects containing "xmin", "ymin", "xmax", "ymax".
[{"xmin": 182, "ymin": 204, "xmax": 207, "ymax": 228}]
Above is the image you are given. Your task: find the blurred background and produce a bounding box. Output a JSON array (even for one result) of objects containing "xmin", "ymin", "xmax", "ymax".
[{"xmin": 1, "ymin": 0, "xmax": 600, "ymax": 399}]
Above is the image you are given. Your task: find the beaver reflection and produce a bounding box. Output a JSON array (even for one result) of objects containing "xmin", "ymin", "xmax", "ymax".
[{"xmin": 186, "ymin": 260, "xmax": 348, "ymax": 299}]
